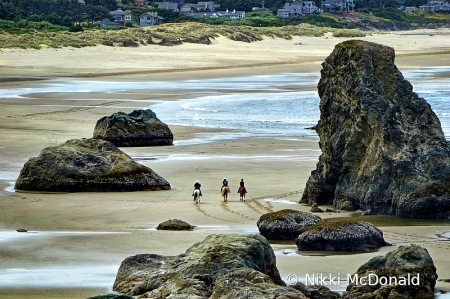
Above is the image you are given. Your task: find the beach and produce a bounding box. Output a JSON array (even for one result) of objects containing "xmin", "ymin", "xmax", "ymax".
[{"xmin": 1, "ymin": 29, "xmax": 450, "ymax": 299}]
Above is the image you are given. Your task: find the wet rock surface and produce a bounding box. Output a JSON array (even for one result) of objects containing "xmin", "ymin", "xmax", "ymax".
[
  {"xmin": 295, "ymin": 220, "xmax": 389, "ymax": 252},
  {"xmin": 15, "ymin": 138, "xmax": 170, "ymax": 192},
  {"xmin": 87, "ymin": 295, "xmax": 135, "ymax": 299},
  {"xmin": 301, "ymin": 40, "xmax": 450, "ymax": 219},
  {"xmin": 292, "ymin": 282, "xmax": 341, "ymax": 299},
  {"xmin": 342, "ymin": 244, "xmax": 438, "ymax": 299},
  {"xmin": 257, "ymin": 209, "xmax": 322, "ymax": 240},
  {"xmin": 94, "ymin": 109, "xmax": 173, "ymax": 147},
  {"xmin": 156, "ymin": 219, "xmax": 195, "ymax": 231},
  {"xmin": 113, "ymin": 234, "xmax": 306, "ymax": 298}
]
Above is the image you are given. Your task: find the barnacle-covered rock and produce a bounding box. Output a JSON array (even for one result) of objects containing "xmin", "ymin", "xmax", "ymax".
[
  {"xmin": 295, "ymin": 220, "xmax": 389, "ymax": 251},
  {"xmin": 257, "ymin": 209, "xmax": 322, "ymax": 240},
  {"xmin": 15, "ymin": 138, "xmax": 170, "ymax": 192},
  {"xmin": 343, "ymin": 244, "xmax": 437, "ymax": 298},
  {"xmin": 94, "ymin": 109, "xmax": 173, "ymax": 147}
]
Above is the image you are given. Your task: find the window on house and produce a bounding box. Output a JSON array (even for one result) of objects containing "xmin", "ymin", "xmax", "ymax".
[
  {"xmin": 115, "ymin": 16, "xmax": 122, "ymax": 21},
  {"xmin": 125, "ymin": 15, "xmax": 131, "ymax": 20}
]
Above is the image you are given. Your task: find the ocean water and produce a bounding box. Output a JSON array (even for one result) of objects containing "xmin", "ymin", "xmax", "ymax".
[{"xmin": 150, "ymin": 79, "xmax": 450, "ymax": 139}]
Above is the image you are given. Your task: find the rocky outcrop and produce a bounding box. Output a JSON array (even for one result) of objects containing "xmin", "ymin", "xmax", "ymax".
[
  {"xmin": 342, "ymin": 244, "xmax": 438, "ymax": 299},
  {"xmin": 93, "ymin": 109, "xmax": 173, "ymax": 147},
  {"xmin": 301, "ymin": 40, "xmax": 450, "ymax": 219},
  {"xmin": 295, "ymin": 220, "xmax": 389, "ymax": 251},
  {"xmin": 156, "ymin": 219, "xmax": 194, "ymax": 231},
  {"xmin": 15, "ymin": 138, "xmax": 170, "ymax": 192},
  {"xmin": 257, "ymin": 209, "xmax": 322, "ymax": 240},
  {"xmin": 113, "ymin": 234, "xmax": 306, "ymax": 298}
]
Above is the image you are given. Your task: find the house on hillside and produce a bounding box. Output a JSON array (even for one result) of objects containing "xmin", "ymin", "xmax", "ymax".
[
  {"xmin": 138, "ymin": 12, "xmax": 164, "ymax": 26},
  {"xmin": 93, "ymin": 18, "xmax": 121, "ymax": 27},
  {"xmin": 110, "ymin": 9, "xmax": 132, "ymax": 26},
  {"xmin": 302, "ymin": 1, "xmax": 321, "ymax": 13},
  {"xmin": 405, "ymin": 6, "xmax": 418, "ymax": 11},
  {"xmin": 420, "ymin": 0, "xmax": 449, "ymax": 11},
  {"xmin": 135, "ymin": 0, "xmax": 145, "ymax": 5},
  {"xmin": 181, "ymin": 1, "xmax": 220, "ymax": 12},
  {"xmin": 321, "ymin": 0, "xmax": 354, "ymax": 11},
  {"xmin": 277, "ymin": 2, "xmax": 302, "ymax": 17},
  {"xmin": 183, "ymin": 9, "xmax": 245, "ymax": 19},
  {"xmin": 158, "ymin": 2, "xmax": 180, "ymax": 11}
]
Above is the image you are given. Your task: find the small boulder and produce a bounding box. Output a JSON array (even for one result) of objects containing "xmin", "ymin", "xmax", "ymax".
[
  {"xmin": 156, "ymin": 219, "xmax": 194, "ymax": 231},
  {"xmin": 93, "ymin": 109, "xmax": 173, "ymax": 147},
  {"xmin": 257, "ymin": 209, "xmax": 322, "ymax": 240},
  {"xmin": 310, "ymin": 203, "xmax": 324, "ymax": 213},
  {"xmin": 295, "ymin": 220, "xmax": 389, "ymax": 252},
  {"xmin": 15, "ymin": 138, "xmax": 170, "ymax": 192},
  {"xmin": 342, "ymin": 244, "xmax": 438, "ymax": 298}
]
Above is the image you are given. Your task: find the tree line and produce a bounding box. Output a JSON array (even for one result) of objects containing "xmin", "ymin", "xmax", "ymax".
[{"xmin": 0, "ymin": 0, "xmax": 118, "ymax": 27}]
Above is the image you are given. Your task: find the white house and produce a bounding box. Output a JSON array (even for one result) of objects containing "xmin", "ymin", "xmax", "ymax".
[{"xmin": 138, "ymin": 12, "xmax": 164, "ymax": 27}]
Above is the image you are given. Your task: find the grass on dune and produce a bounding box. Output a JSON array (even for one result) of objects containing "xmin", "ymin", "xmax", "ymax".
[{"xmin": 0, "ymin": 23, "xmax": 367, "ymax": 49}]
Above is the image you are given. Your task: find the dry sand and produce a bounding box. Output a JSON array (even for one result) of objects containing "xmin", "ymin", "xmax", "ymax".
[{"xmin": 0, "ymin": 29, "xmax": 450, "ymax": 298}]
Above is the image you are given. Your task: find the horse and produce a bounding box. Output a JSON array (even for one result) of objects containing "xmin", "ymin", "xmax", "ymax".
[
  {"xmin": 193, "ymin": 189, "xmax": 201, "ymax": 203},
  {"xmin": 238, "ymin": 187, "xmax": 247, "ymax": 201},
  {"xmin": 221, "ymin": 186, "xmax": 230, "ymax": 202}
]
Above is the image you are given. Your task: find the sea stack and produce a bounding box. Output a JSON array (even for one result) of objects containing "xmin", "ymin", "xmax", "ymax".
[
  {"xmin": 93, "ymin": 109, "xmax": 173, "ymax": 147},
  {"xmin": 301, "ymin": 40, "xmax": 450, "ymax": 219},
  {"xmin": 15, "ymin": 138, "xmax": 171, "ymax": 192}
]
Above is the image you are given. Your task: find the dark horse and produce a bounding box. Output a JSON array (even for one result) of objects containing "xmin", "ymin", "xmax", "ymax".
[{"xmin": 238, "ymin": 187, "xmax": 247, "ymax": 201}]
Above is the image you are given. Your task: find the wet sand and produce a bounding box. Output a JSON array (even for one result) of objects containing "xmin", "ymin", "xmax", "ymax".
[{"xmin": 1, "ymin": 29, "xmax": 450, "ymax": 298}]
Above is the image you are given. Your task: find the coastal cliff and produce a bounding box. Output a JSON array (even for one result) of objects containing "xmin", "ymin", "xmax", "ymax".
[{"xmin": 301, "ymin": 40, "xmax": 450, "ymax": 219}]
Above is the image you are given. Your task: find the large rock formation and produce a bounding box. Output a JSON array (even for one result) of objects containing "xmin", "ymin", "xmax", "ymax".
[
  {"xmin": 301, "ymin": 40, "xmax": 450, "ymax": 219},
  {"xmin": 257, "ymin": 209, "xmax": 322, "ymax": 240},
  {"xmin": 156, "ymin": 219, "xmax": 195, "ymax": 231},
  {"xmin": 15, "ymin": 138, "xmax": 170, "ymax": 192},
  {"xmin": 93, "ymin": 109, "xmax": 173, "ymax": 147},
  {"xmin": 113, "ymin": 234, "xmax": 306, "ymax": 298},
  {"xmin": 295, "ymin": 220, "xmax": 389, "ymax": 252},
  {"xmin": 342, "ymin": 244, "xmax": 437, "ymax": 298}
]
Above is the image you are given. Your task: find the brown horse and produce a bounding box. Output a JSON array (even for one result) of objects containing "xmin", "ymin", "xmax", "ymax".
[
  {"xmin": 221, "ymin": 186, "xmax": 230, "ymax": 202},
  {"xmin": 238, "ymin": 187, "xmax": 247, "ymax": 201}
]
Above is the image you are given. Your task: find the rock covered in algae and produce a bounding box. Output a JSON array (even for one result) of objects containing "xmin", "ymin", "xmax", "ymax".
[
  {"xmin": 93, "ymin": 109, "xmax": 173, "ymax": 147},
  {"xmin": 342, "ymin": 244, "xmax": 437, "ymax": 298},
  {"xmin": 301, "ymin": 40, "xmax": 450, "ymax": 219},
  {"xmin": 295, "ymin": 220, "xmax": 389, "ymax": 252},
  {"xmin": 257, "ymin": 209, "xmax": 322, "ymax": 240},
  {"xmin": 15, "ymin": 138, "xmax": 170, "ymax": 192},
  {"xmin": 156, "ymin": 219, "xmax": 195, "ymax": 231},
  {"xmin": 113, "ymin": 234, "xmax": 307, "ymax": 298}
]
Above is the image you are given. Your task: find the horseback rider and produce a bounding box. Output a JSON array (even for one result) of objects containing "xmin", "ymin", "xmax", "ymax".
[
  {"xmin": 193, "ymin": 180, "xmax": 202, "ymax": 196},
  {"xmin": 221, "ymin": 178, "xmax": 228, "ymax": 192},
  {"xmin": 238, "ymin": 178, "xmax": 246, "ymax": 193}
]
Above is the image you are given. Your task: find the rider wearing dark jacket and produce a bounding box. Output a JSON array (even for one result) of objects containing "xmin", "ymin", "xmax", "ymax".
[
  {"xmin": 221, "ymin": 178, "xmax": 228, "ymax": 192},
  {"xmin": 193, "ymin": 180, "xmax": 202, "ymax": 196},
  {"xmin": 238, "ymin": 179, "xmax": 246, "ymax": 193}
]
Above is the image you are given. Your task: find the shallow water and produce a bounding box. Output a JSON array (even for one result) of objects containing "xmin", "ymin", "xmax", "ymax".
[
  {"xmin": 328, "ymin": 214, "xmax": 450, "ymax": 227},
  {"xmin": 0, "ymin": 264, "xmax": 119, "ymax": 288},
  {"xmin": 0, "ymin": 230, "xmax": 129, "ymax": 243}
]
